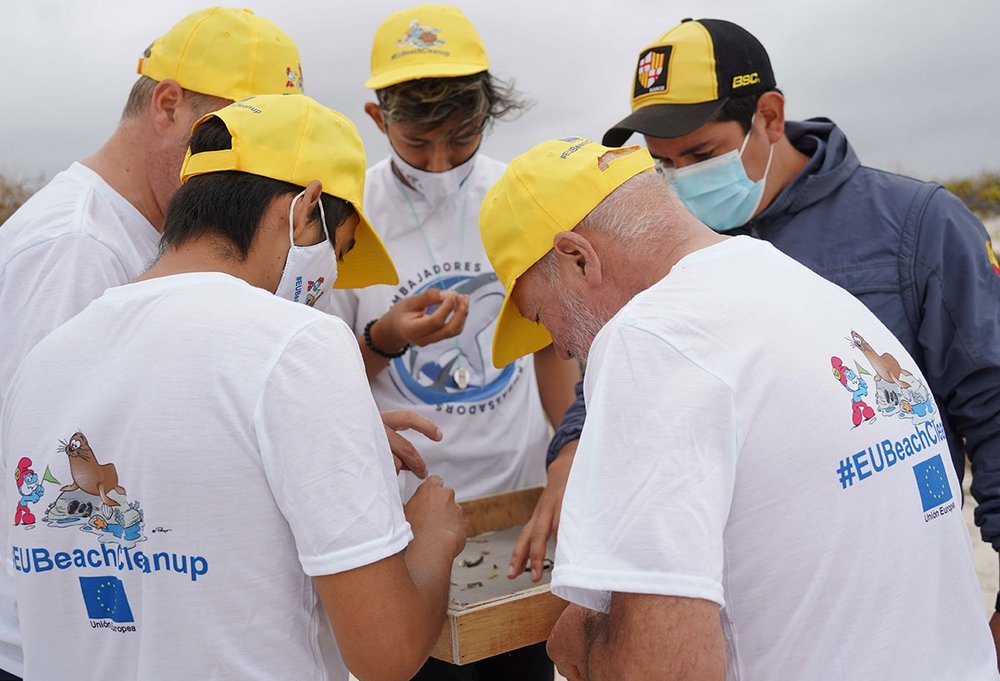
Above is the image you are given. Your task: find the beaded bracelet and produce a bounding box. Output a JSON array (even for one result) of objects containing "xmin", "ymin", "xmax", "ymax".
[{"xmin": 364, "ymin": 318, "xmax": 410, "ymax": 359}]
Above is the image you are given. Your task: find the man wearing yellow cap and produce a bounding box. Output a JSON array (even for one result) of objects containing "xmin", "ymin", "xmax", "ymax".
[
  {"xmin": 0, "ymin": 10, "xmax": 305, "ymax": 678},
  {"xmin": 480, "ymin": 137, "xmax": 998, "ymax": 680},
  {"xmin": 320, "ymin": 5, "xmax": 579, "ymax": 678},
  {"xmin": 1, "ymin": 93, "xmax": 467, "ymax": 681}
]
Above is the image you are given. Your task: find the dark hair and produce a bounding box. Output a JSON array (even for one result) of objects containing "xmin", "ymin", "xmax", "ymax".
[
  {"xmin": 160, "ymin": 117, "xmax": 355, "ymax": 260},
  {"xmin": 711, "ymin": 88, "xmax": 783, "ymax": 133},
  {"xmin": 375, "ymin": 71, "xmax": 529, "ymax": 136}
]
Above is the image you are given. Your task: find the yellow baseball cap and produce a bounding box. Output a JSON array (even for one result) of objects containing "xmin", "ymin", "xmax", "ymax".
[
  {"xmin": 480, "ymin": 138, "xmax": 654, "ymax": 367},
  {"xmin": 366, "ymin": 4, "xmax": 488, "ymax": 90},
  {"xmin": 180, "ymin": 94, "xmax": 398, "ymax": 289},
  {"xmin": 137, "ymin": 7, "xmax": 304, "ymax": 101},
  {"xmin": 603, "ymin": 18, "xmax": 775, "ymax": 146}
]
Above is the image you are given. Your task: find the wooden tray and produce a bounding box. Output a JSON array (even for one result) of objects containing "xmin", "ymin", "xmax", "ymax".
[{"xmin": 429, "ymin": 486, "xmax": 568, "ymax": 665}]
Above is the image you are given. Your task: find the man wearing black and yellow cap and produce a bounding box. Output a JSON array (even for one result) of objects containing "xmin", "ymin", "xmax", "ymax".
[
  {"xmin": 0, "ymin": 93, "xmax": 466, "ymax": 681},
  {"xmin": 481, "ymin": 136, "xmax": 998, "ymax": 680},
  {"xmin": 530, "ymin": 19, "xmax": 1000, "ymax": 658}
]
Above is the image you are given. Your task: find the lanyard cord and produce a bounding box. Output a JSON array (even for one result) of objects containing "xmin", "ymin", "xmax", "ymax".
[{"xmin": 395, "ymin": 171, "xmax": 471, "ymax": 385}]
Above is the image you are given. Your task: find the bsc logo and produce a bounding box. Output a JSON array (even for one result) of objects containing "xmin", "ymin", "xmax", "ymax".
[{"xmin": 732, "ymin": 72, "xmax": 761, "ymax": 89}]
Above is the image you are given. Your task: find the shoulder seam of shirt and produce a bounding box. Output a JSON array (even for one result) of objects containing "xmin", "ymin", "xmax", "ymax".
[
  {"xmin": 0, "ymin": 230, "xmax": 126, "ymax": 280},
  {"xmin": 614, "ymin": 319, "xmax": 738, "ymax": 395},
  {"xmin": 600, "ymin": 318, "xmax": 743, "ymax": 463},
  {"xmin": 250, "ymin": 315, "xmax": 343, "ymax": 432}
]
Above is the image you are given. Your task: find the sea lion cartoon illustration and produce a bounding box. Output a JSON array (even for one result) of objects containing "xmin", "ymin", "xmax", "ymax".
[
  {"xmin": 57, "ymin": 433, "xmax": 125, "ymax": 507},
  {"xmin": 850, "ymin": 331, "xmax": 913, "ymax": 389}
]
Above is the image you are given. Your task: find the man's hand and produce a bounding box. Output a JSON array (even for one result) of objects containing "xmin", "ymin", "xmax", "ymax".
[
  {"xmin": 404, "ymin": 476, "xmax": 467, "ymax": 559},
  {"xmin": 547, "ymin": 602, "xmax": 592, "ymax": 681},
  {"xmin": 509, "ymin": 440, "xmax": 577, "ymax": 581},
  {"xmin": 371, "ymin": 289, "xmax": 470, "ymax": 351},
  {"xmin": 381, "ymin": 410, "xmax": 441, "ymax": 478}
]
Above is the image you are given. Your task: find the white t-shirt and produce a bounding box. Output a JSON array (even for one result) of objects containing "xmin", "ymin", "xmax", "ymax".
[
  {"xmin": 321, "ymin": 156, "xmax": 547, "ymax": 501},
  {"xmin": 552, "ymin": 236, "xmax": 997, "ymax": 681},
  {"xmin": 1, "ymin": 273, "xmax": 411, "ymax": 681},
  {"xmin": 0, "ymin": 161, "xmax": 160, "ymax": 675}
]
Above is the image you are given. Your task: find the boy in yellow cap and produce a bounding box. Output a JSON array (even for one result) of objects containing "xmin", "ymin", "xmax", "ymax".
[
  {"xmin": 321, "ymin": 4, "xmax": 579, "ymax": 678},
  {"xmin": 1, "ymin": 93, "xmax": 466, "ymax": 681},
  {"xmin": 480, "ymin": 137, "xmax": 997, "ymax": 680},
  {"xmin": 0, "ymin": 9, "xmax": 304, "ymax": 678}
]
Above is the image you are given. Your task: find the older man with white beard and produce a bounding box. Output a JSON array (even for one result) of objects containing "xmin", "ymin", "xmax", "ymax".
[{"xmin": 478, "ymin": 137, "xmax": 999, "ymax": 681}]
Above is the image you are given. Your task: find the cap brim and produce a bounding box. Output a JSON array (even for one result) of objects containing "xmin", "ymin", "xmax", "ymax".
[
  {"xmin": 602, "ymin": 100, "xmax": 729, "ymax": 147},
  {"xmin": 365, "ymin": 64, "xmax": 488, "ymax": 90},
  {"xmin": 334, "ymin": 210, "xmax": 399, "ymax": 289},
  {"xmin": 491, "ymin": 280, "xmax": 553, "ymax": 368}
]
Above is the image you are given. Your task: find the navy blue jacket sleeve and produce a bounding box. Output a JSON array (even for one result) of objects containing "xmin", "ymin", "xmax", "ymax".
[
  {"xmin": 546, "ymin": 379, "xmax": 586, "ymax": 466},
  {"xmin": 911, "ymin": 188, "xmax": 1000, "ymax": 549}
]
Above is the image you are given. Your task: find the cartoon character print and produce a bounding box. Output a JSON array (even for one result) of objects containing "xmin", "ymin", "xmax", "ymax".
[
  {"xmin": 898, "ymin": 376, "xmax": 934, "ymax": 418},
  {"xmin": 831, "ymin": 356, "xmax": 877, "ymax": 427},
  {"xmin": 304, "ymin": 277, "xmax": 325, "ymax": 307},
  {"xmin": 39, "ymin": 433, "xmax": 145, "ymax": 547},
  {"xmin": 285, "ymin": 63, "xmax": 303, "ymax": 89},
  {"xmin": 850, "ymin": 331, "xmax": 934, "ymax": 419},
  {"xmin": 396, "ymin": 20, "xmax": 445, "ymax": 49},
  {"xmin": 13, "ymin": 457, "xmax": 44, "ymax": 528}
]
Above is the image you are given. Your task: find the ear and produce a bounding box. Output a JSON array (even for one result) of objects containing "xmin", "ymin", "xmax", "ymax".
[
  {"xmin": 149, "ymin": 79, "xmax": 187, "ymax": 135},
  {"xmin": 291, "ymin": 180, "xmax": 325, "ymax": 243},
  {"xmin": 364, "ymin": 102, "xmax": 387, "ymax": 134},
  {"xmin": 756, "ymin": 91, "xmax": 786, "ymax": 144},
  {"xmin": 552, "ymin": 231, "xmax": 603, "ymax": 289}
]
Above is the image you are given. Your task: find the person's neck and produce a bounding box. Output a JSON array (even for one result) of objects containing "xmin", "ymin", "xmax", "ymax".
[
  {"xmin": 82, "ymin": 121, "xmax": 168, "ymax": 232},
  {"xmin": 136, "ymin": 236, "xmax": 265, "ymax": 290},
  {"xmin": 755, "ymin": 135, "xmax": 810, "ymax": 215},
  {"xmin": 610, "ymin": 225, "xmax": 728, "ymax": 303}
]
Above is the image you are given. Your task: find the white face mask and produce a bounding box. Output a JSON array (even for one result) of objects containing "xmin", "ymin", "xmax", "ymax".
[
  {"xmin": 389, "ymin": 144, "xmax": 478, "ymax": 206},
  {"xmin": 274, "ymin": 191, "xmax": 337, "ymax": 306}
]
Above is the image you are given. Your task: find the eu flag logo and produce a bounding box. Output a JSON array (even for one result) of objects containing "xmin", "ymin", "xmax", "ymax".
[
  {"xmin": 912, "ymin": 454, "xmax": 953, "ymax": 512},
  {"xmin": 79, "ymin": 576, "xmax": 134, "ymax": 623}
]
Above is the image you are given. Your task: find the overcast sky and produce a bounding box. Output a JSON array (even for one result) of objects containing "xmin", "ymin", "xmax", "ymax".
[{"xmin": 2, "ymin": 0, "xmax": 998, "ymax": 184}]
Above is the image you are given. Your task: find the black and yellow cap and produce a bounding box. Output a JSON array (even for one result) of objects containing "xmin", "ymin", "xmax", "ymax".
[{"xmin": 603, "ymin": 19, "xmax": 775, "ymax": 147}]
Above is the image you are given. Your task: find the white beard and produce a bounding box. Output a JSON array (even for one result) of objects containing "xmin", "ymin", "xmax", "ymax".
[{"xmin": 560, "ymin": 287, "xmax": 611, "ymax": 362}]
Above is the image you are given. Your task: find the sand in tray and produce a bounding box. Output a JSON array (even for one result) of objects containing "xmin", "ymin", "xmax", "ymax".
[{"xmin": 448, "ymin": 526, "xmax": 556, "ymax": 609}]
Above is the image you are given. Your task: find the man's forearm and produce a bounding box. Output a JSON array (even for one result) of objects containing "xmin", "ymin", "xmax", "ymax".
[
  {"xmin": 547, "ymin": 379, "xmax": 586, "ymax": 466},
  {"xmin": 581, "ymin": 594, "xmax": 726, "ymax": 681}
]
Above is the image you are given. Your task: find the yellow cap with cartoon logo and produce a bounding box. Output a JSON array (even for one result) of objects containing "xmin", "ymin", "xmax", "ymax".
[
  {"xmin": 480, "ymin": 138, "xmax": 654, "ymax": 367},
  {"xmin": 137, "ymin": 7, "xmax": 304, "ymax": 101},
  {"xmin": 366, "ymin": 4, "xmax": 489, "ymax": 90}
]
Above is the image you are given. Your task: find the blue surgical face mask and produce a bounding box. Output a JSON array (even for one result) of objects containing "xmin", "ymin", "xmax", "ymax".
[{"xmin": 662, "ymin": 119, "xmax": 774, "ymax": 232}]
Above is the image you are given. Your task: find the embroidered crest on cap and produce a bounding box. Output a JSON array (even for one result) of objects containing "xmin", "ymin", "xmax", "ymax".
[{"xmin": 634, "ymin": 46, "xmax": 671, "ymax": 98}]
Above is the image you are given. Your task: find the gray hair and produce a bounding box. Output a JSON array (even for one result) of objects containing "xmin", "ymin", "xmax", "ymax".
[
  {"xmin": 121, "ymin": 75, "xmax": 223, "ymax": 120},
  {"xmin": 535, "ymin": 161, "xmax": 687, "ymax": 284},
  {"xmin": 577, "ymin": 168, "xmax": 683, "ymax": 243},
  {"xmin": 121, "ymin": 47, "xmax": 224, "ymax": 120}
]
